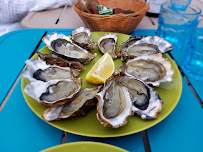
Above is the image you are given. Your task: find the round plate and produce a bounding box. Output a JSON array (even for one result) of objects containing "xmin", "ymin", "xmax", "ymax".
[
  {"xmin": 42, "ymin": 142, "xmax": 127, "ymax": 152},
  {"xmin": 21, "ymin": 32, "xmax": 182, "ymax": 137}
]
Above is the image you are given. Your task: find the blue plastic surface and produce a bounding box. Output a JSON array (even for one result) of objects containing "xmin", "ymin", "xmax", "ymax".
[
  {"xmin": 0, "ymin": 29, "xmax": 46, "ymax": 104},
  {"xmin": 147, "ymin": 76, "xmax": 203, "ymax": 151},
  {"xmin": 0, "ymin": 82, "xmax": 62, "ymax": 152}
]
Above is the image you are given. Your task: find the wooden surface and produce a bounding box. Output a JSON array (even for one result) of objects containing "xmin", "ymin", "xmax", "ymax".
[{"xmin": 21, "ymin": 0, "xmax": 203, "ymax": 30}]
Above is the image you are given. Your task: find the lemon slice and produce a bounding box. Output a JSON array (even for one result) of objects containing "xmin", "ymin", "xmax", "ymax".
[{"xmin": 86, "ymin": 52, "xmax": 115, "ymax": 84}]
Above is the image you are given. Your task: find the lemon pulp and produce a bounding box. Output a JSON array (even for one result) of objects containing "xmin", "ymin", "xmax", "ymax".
[{"xmin": 86, "ymin": 52, "xmax": 115, "ymax": 84}]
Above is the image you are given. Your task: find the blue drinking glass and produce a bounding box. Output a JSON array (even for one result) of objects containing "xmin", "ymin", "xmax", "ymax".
[
  {"xmin": 183, "ymin": 20, "xmax": 203, "ymax": 80},
  {"xmin": 170, "ymin": 0, "xmax": 191, "ymax": 11},
  {"xmin": 157, "ymin": 2, "xmax": 201, "ymax": 49}
]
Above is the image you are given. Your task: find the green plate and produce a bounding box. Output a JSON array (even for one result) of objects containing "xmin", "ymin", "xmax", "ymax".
[
  {"xmin": 21, "ymin": 32, "xmax": 182, "ymax": 137},
  {"xmin": 42, "ymin": 142, "xmax": 128, "ymax": 152}
]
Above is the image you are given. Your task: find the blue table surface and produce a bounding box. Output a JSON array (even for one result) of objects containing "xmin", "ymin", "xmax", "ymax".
[{"xmin": 0, "ymin": 29, "xmax": 202, "ymax": 152}]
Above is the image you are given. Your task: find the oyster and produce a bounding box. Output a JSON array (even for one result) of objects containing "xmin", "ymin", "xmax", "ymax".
[
  {"xmin": 42, "ymin": 86, "xmax": 101, "ymax": 121},
  {"xmin": 37, "ymin": 52, "xmax": 85, "ymax": 71},
  {"xmin": 122, "ymin": 43, "xmax": 160, "ymax": 61},
  {"xmin": 97, "ymin": 33, "xmax": 117, "ymax": 59},
  {"xmin": 22, "ymin": 58, "xmax": 79, "ymax": 82},
  {"xmin": 116, "ymin": 36, "xmax": 141, "ymax": 59},
  {"xmin": 71, "ymin": 27, "xmax": 97, "ymax": 51},
  {"xmin": 96, "ymin": 76, "xmax": 133, "ymax": 128},
  {"xmin": 134, "ymin": 36, "xmax": 173, "ymax": 53},
  {"xmin": 119, "ymin": 75, "xmax": 163, "ymax": 119},
  {"xmin": 42, "ymin": 32, "xmax": 96, "ymax": 64},
  {"xmin": 24, "ymin": 78, "xmax": 82, "ymax": 107},
  {"xmin": 117, "ymin": 36, "xmax": 173, "ymax": 61},
  {"xmin": 122, "ymin": 54, "xmax": 174, "ymax": 86}
]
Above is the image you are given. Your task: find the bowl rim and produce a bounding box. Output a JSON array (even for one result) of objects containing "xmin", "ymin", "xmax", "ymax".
[{"xmin": 74, "ymin": 1, "xmax": 149, "ymax": 18}]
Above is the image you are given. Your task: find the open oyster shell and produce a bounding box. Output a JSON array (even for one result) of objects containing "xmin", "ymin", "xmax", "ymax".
[
  {"xmin": 134, "ymin": 36, "xmax": 173, "ymax": 53},
  {"xmin": 42, "ymin": 32, "xmax": 96, "ymax": 64},
  {"xmin": 97, "ymin": 33, "xmax": 117, "ymax": 59},
  {"xmin": 71, "ymin": 27, "xmax": 97, "ymax": 51},
  {"xmin": 122, "ymin": 54, "xmax": 174, "ymax": 86},
  {"xmin": 117, "ymin": 36, "xmax": 173, "ymax": 61},
  {"xmin": 42, "ymin": 86, "xmax": 101, "ymax": 121},
  {"xmin": 22, "ymin": 58, "xmax": 79, "ymax": 82},
  {"xmin": 24, "ymin": 78, "xmax": 82, "ymax": 107},
  {"xmin": 96, "ymin": 75, "xmax": 133, "ymax": 128},
  {"xmin": 118, "ymin": 75, "xmax": 163, "ymax": 119},
  {"xmin": 116, "ymin": 36, "xmax": 141, "ymax": 59},
  {"xmin": 37, "ymin": 52, "xmax": 85, "ymax": 71}
]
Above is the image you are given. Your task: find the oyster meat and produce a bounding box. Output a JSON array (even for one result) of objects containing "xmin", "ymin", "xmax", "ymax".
[
  {"xmin": 22, "ymin": 58, "xmax": 79, "ymax": 82},
  {"xmin": 37, "ymin": 52, "xmax": 85, "ymax": 71},
  {"xmin": 96, "ymin": 76, "xmax": 133, "ymax": 128},
  {"xmin": 122, "ymin": 54, "xmax": 174, "ymax": 86},
  {"xmin": 116, "ymin": 36, "xmax": 141, "ymax": 59},
  {"xmin": 24, "ymin": 78, "xmax": 82, "ymax": 107},
  {"xmin": 117, "ymin": 36, "xmax": 173, "ymax": 61},
  {"xmin": 123, "ymin": 43, "xmax": 160, "ymax": 61},
  {"xmin": 119, "ymin": 75, "xmax": 163, "ymax": 119},
  {"xmin": 42, "ymin": 32, "xmax": 96, "ymax": 64},
  {"xmin": 42, "ymin": 86, "xmax": 101, "ymax": 121},
  {"xmin": 71, "ymin": 27, "xmax": 97, "ymax": 51},
  {"xmin": 97, "ymin": 33, "xmax": 117, "ymax": 59},
  {"xmin": 134, "ymin": 36, "xmax": 173, "ymax": 53}
]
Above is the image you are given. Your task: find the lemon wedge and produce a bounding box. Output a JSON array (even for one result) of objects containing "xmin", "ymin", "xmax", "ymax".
[{"xmin": 86, "ymin": 52, "xmax": 115, "ymax": 84}]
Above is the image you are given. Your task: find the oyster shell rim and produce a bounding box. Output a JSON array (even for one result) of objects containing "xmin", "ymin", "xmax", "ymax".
[
  {"xmin": 37, "ymin": 52, "xmax": 86, "ymax": 71},
  {"xmin": 134, "ymin": 36, "xmax": 173, "ymax": 54},
  {"xmin": 97, "ymin": 33, "xmax": 118, "ymax": 59},
  {"xmin": 24, "ymin": 78, "xmax": 82, "ymax": 107},
  {"xmin": 42, "ymin": 86, "xmax": 102, "ymax": 121},
  {"xmin": 124, "ymin": 53, "xmax": 174, "ymax": 86},
  {"xmin": 116, "ymin": 36, "xmax": 142, "ymax": 59},
  {"xmin": 22, "ymin": 57, "xmax": 79, "ymax": 82},
  {"xmin": 118, "ymin": 75, "xmax": 164, "ymax": 120},
  {"xmin": 71, "ymin": 27, "xmax": 91, "ymax": 39},
  {"xmin": 96, "ymin": 76, "xmax": 134, "ymax": 128},
  {"xmin": 71, "ymin": 27, "xmax": 97, "ymax": 51},
  {"xmin": 117, "ymin": 36, "xmax": 173, "ymax": 61},
  {"xmin": 42, "ymin": 32, "xmax": 97, "ymax": 64}
]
